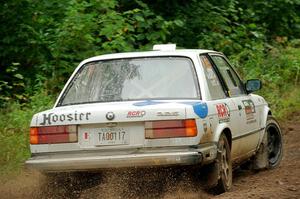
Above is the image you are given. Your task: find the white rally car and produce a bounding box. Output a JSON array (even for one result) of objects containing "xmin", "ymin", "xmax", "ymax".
[{"xmin": 26, "ymin": 44, "xmax": 283, "ymax": 193}]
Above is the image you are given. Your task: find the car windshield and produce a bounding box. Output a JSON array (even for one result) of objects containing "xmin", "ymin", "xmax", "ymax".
[{"xmin": 59, "ymin": 57, "xmax": 200, "ymax": 106}]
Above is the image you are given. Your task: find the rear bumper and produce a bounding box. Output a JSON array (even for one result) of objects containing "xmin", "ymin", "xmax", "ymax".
[{"xmin": 25, "ymin": 144, "xmax": 217, "ymax": 172}]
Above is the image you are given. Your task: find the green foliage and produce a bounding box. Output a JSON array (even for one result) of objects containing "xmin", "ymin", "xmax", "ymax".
[
  {"xmin": 0, "ymin": 63, "xmax": 27, "ymax": 105},
  {"xmin": 0, "ymin": 0, "xmax": 300, "ymax": 177},
  {"xmin": 0, "ymin": 0, "xmax": 181, "ymax": 102},
  {"xmin": 146, "ymin": 0, "xmax": 300, "ymax": 54},
  {"xmin": 1, "ymin": 0, "xmax": 299, "ymax": 103},
  {"xmin": 0, "ymin": 92, "xmax": 54, "ymax": 176},
  {"xmin": 230, "ymin": 46, "xmax": 300, "ymax": 118}
]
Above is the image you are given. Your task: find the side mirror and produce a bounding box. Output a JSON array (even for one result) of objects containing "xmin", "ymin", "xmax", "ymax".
[{"xmin": 245, "ymin": 79, "xmax": 262, "ymax": 93}]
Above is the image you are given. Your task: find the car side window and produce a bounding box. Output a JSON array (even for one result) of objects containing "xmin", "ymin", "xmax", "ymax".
[
  {"xmin": 210, "ymin": 55, "xmax": 245, "ymax": 97},
  {"xmin": 200, "ymin": 55, "xmax": 226, "ymax": 100}
]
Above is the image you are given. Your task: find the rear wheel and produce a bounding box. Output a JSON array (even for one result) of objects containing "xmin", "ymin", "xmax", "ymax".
[{"xmin": 208, "ymin": 134, "xmax": 232, "ymax": 194}]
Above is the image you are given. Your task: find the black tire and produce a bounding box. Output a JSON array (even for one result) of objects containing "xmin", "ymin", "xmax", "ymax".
[
  {"xmin": 266, "ymin": 116, "xmax": 283, "ymax": 169},
  {"xmin": 253, "ymin": 116, "xmax": 283, "ymax": 170},
  {"xmin": 211, "ymin": 134, "xmax": 232, "ymax": 194}
]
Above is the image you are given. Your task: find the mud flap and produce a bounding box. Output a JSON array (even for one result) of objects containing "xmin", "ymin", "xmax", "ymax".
[
  {"xmin": 206, "ymin": 160, "xmax": 220, "ymax": 188},
  {"xmin": 253, "ymin": 132, "xmax": 269, "ymax": 169}
]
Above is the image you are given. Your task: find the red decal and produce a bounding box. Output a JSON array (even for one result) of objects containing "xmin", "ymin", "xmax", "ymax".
[
  {"xmin": 127, "ymin": 111, "xmax": 146, "ymax": 118},
  {"xmin": 84, "ymin": 132, "xmax": 88, "ymax": 140},
  {"xmin": 216, "ymin": 104, "xmax": 230, "ymax": 123}
]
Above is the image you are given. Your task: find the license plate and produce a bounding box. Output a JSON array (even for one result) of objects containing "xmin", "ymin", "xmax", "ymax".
[{"xmin": 97, "ymin": 127, "xmax": 129, "ymax": 145}]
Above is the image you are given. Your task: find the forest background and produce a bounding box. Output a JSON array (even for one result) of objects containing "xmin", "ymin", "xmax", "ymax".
[{"xmin": 0, "ymin": 0, "xmax": 300, "ymax": 177}]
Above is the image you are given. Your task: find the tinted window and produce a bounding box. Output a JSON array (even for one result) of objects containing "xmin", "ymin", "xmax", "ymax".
[
  {"xmin": 211, "ymin": 56, "xmax": 245, "ymax": 97},
  {"xmin": 60, "ymin": 57, "xmax": 200, "ymax": 106},
  {"xmin": 200, "ymin": 55, "xmax": 226, "ymax": 100}
]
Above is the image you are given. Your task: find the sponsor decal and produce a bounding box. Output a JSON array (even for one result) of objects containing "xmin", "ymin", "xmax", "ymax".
[
  {"xmin": 133, "ymin": 100, "xmax": 167, "ymax": 107},
  {"xmin": 242, "ymin": 100, "xmax": 256, "ymax": 124},
  {"xmin": 127, "ymin": 111, "xmax": 146, "ymax": 118},
  {"xmin": 157, "ymin": 111, "xmax": 179, "ymax": 117},
  {"xmin": 40, "ymin": 111, "xmax": 91, "ymax": 125},
  {"xmin": 177, "ymin": 101, "xmax": 198, "ymax": 105},
  {"xmin": 216, "ymin": 103, "xmax": 230, "ymax": 123},
  {"xmin": 200, "ymin": 121, "xmax": 213, "ymax": 143},
  {"xmin": 192, "ymin": 102, "xmax": 208, "ymax": 119},
  {"xmin": 83, "ymin": 132, "xmax": 89, "ymax": 141}
]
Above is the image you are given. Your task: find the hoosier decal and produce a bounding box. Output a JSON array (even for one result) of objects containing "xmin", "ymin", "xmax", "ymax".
[
  {"xmin": 40, "ymin": 111, "xmax": 91, "ymax": 125},
  {"xmin": 216, "ymin": 103, "xmax": 230, "ymax": 123}
]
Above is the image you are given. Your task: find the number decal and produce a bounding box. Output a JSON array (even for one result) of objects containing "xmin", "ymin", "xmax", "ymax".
[{"xmin": 98, "ymin": 128, "xmax": 127, "ymax": 145}]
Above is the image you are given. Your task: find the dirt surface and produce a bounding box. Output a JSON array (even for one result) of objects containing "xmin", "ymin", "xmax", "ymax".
[{"xmin": 1, "ymin": 113, "xmax": 299, "ymax": 199}]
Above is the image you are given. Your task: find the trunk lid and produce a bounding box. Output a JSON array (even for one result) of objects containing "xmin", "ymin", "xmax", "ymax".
[{"xmin": 31, "ymin": 100, "xmax": 205, "ymax": 153}]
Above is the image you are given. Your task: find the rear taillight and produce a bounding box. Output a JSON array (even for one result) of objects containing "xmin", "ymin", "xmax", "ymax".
[
  {"xmin": 30, "ymin": 125, "xmax": 77, "ymax": 144},
  {"xmin": 145, "ymin": 119, "xmax": 197, "ymax": 139}
]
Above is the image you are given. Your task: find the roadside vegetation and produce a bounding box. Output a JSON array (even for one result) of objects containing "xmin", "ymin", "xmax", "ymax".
[{"xmin": 0, "ymin": 0, "xmax": 299, "ymax": 177}]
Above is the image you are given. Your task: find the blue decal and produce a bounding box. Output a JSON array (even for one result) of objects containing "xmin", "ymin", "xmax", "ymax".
[
  {"xmin": 192, "ymin": 102, "xmax": 208, "ymax": 118},
  {"xmin": 133, "ymin": 100, "xmax": 167, "ymax": 107}
]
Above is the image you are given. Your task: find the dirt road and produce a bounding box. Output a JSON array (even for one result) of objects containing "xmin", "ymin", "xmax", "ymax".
[{"xmin": 1, "ymin": 113, "xmax": 299, "ymax": 199}]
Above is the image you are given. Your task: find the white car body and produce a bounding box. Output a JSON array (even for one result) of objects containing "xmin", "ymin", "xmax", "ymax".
[{"xmin": 26, "ymin": 46, "xmax": 270, "ymax": 172}]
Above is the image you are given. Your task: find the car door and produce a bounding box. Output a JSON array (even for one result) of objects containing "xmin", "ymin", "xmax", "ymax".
[
  {"xmin": 199, "ymin": 54, "xmax": 242, "ymax": 161},
  {"xmin": 200, "ymin": 54, "xmax": 239, "ymax": 140},
  {"xmin": 208, "ymin": 54, "xmax": 261, "ymax": 161}
]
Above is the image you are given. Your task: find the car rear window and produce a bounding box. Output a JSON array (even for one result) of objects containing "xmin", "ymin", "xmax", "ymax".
[{"xmin": 59, "ymin": 57, "xmax": 200, "ymax": 106}]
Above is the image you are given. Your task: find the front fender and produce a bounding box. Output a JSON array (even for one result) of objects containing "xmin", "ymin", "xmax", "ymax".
[{"xmin": 258, "ymin": 105, "xmax": 271, "ymax": 146}]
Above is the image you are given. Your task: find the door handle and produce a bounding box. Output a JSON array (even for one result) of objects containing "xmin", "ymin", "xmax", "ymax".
[{"xmin": 238, "ymin": 105, "xmax": 243, "ymax": 110}]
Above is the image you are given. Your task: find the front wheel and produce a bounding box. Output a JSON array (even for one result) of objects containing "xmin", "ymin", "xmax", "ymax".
[
  {"xmin": 253, "ymin": 116, "xmax": 283, "ymax": 170},
  {"xmin": 266, "ymin": 116, "xmax": 283, "ymax": 168}
]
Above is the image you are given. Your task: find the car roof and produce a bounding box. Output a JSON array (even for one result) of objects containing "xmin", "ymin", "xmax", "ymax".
[{"xmin": 80, "ymin": 49, "xmax": 221, "ymax": 65}]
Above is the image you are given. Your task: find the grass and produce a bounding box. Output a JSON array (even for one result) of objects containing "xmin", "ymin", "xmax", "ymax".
[
  {"xmin": 231, "ymin": 45, "xmax": 300, "ymax": 118},
  {"xmin": 262, "ymin": 86, "xmax": 300, "ymax": 119},
  {"xmin": 0, "ymin": 92, "xmax": 54, "ymax": 177}
]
